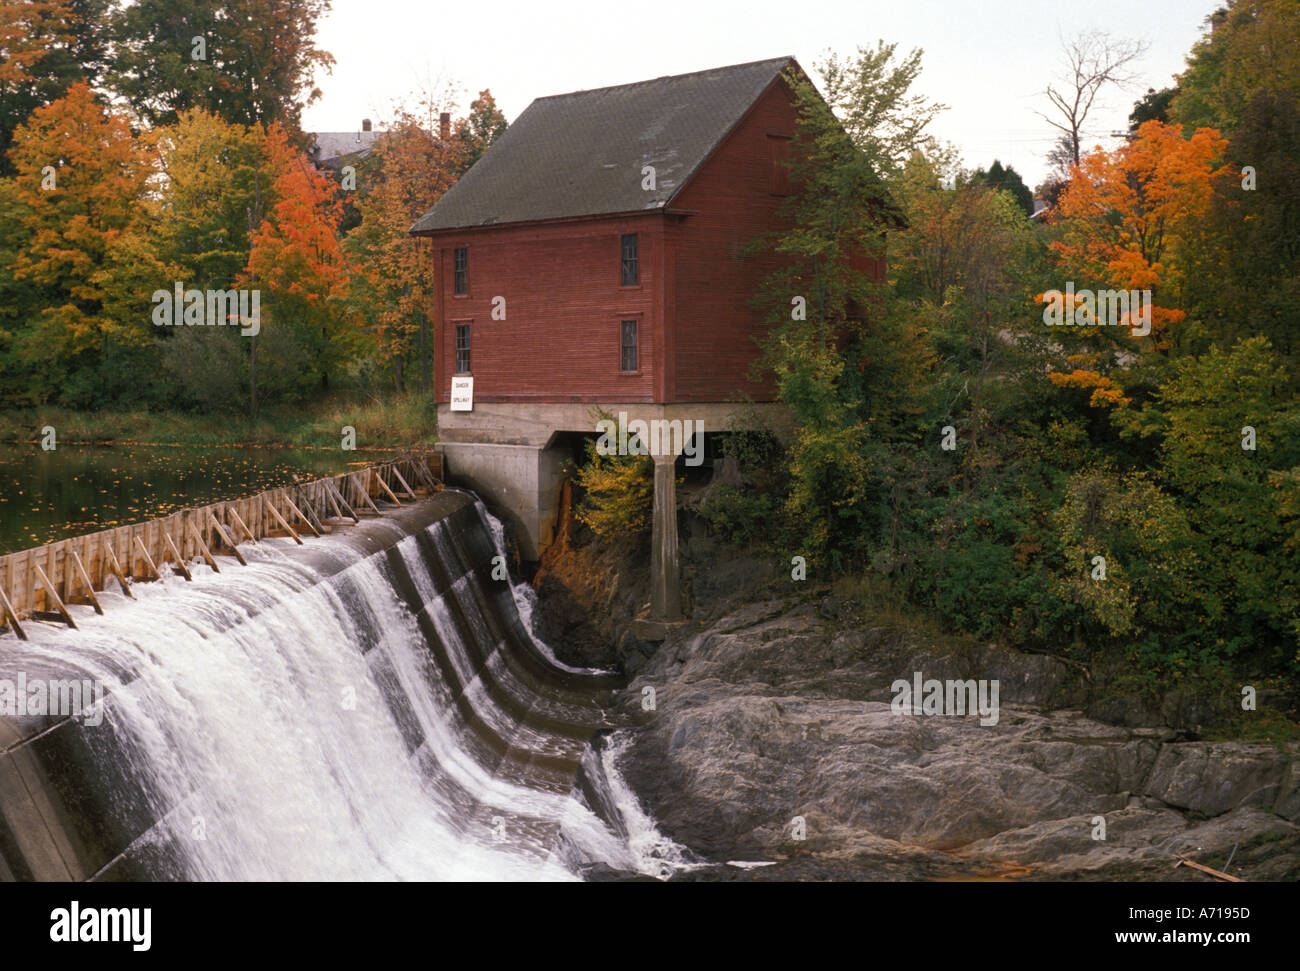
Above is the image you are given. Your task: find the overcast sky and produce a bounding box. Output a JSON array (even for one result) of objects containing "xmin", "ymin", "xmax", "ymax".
[{"xmin": 301, "ymin": 0, "xmax": 1223, "ymax": 190}]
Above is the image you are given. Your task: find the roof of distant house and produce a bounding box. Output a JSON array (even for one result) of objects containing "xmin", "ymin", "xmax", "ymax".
[
  {"xmin": 409, "ymin": 57, "xmax": 797, "ymax": 234},
  {"xmin": 310, "ymin": 129, "xmax": 379, "ymax": 168}
]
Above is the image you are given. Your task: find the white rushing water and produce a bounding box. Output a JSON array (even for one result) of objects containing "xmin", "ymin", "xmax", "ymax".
[{"xmin": 8, "ymin": 498, "xmax": 690, "ymax": 881}]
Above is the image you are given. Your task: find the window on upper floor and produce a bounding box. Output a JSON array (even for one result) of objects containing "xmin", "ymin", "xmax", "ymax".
[
  {"xmin": 454, "ymin": 247, "xmax": 468, "ymax": 295},
  {"xmin": 621, "ymin": 234, "xmax": 638, "ymax": 286}
]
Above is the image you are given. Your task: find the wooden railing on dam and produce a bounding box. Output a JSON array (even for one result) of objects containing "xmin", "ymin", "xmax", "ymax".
[{"xmin": 0, "ymin": 452, "xmax": 444, "ymax": 638}]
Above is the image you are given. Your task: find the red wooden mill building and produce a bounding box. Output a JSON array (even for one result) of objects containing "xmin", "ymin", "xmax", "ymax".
[{"xmin": 410, "ymin": 56, "xmax": 856, "ymax": 624}]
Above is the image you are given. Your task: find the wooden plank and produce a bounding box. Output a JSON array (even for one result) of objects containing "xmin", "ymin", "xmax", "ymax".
[
  {"xmin": 391, "ymin": 465, "xmax": 418, "ymax": 498},
  {"xmin": 284, "ymin": 495, "xmax": 321, "ymax": 537},
  {"xmin": 34, "ymin": 564, "xmax": 77, "ymax": 630},
  {"xmin": 104, "ymin": 542, "xmax": 135, "ymax": 599},
  {"xmin": 0, "ymin": 584, "xmax": 27, "ymax": 640},
  {"xmin": 1175, "ymin": 857, "xmax": 1244, "ymax": 883},
  {"xmin": 69, "ymin": 550, "xmax": 104, "ymax": 615},
  {"xmin": 189, "ymin": 519, "xmax": 222, "ymax": 573},
  {"xmin": 297, "ymin": 489, "xmax": 327, "ymax": 533},
  {"xmin": 0, "ymin": 460, "xmax": 420, "ymax": 614},
  {"xmin": 228, "ymin": 505, "xmax": 257, "ymax": 544},
  {"xmin": 207, "ymin": 512, "xmax": 246, "ymax": 566},
  {"xmin": 163, "ymin": 529, "xmax": 193, "ymax": 581},
  {"xmin": 409, "ymin": 455, "xmax": 439, "ymax": 490},
  {"xmin": 266, "ymin": 496, "xmax": 302, "ymax": 544},
  {"xmin": 134, "ymin": 535, "xmax": 162, "ymax": 582},
  {"xmin": 353, "ymin": 472, "xmax": 381, "ymax": 515},
  {"xmin": 326, "ymin": 479, "xmax": 360, "ymax": 524},
  {"xmin": 374, "ymin": 469, "xmax": 402, "ymax": 506}
]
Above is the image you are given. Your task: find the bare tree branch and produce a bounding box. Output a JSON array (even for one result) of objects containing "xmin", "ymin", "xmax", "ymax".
[{"xmin": 1039, "ymin": 30, "xmax": 1150, "ymax": 166}]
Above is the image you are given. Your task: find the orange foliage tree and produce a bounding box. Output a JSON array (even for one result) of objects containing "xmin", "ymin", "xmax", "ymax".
[
  {"xmin": 2, "ymin": 80, "xmax": 163, "ymax": 395},
  {"xmin": 1045, "ymin": 120, "xmax": 1232, "ymax": 405},
  {"xmin": 243, "ymin": 122, "xmax": 356, "ymax": 409}
]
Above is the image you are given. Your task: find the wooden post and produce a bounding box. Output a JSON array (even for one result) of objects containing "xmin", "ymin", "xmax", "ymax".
[
  {"xmin": 322, "ymin": 482, "xmax": 345, "ymax": 523},
  {"xmin": 207, "ymin": 512, "xmax": 246, "ymax": 566},
  {"xmin": 266, "ymin": 497, "xmax": 302, "ymax": 544},
  {"xmin": 134, "ymin": 535, "xmax": 162, "ymax": 581},
  {"xmin": 69, "ymin": 550, "xmax": 104, "ymax": 615},
  {"xmin": 34, "ymin": 564, "xmax": 77, "ymax": 630},
  {"xmin": 391, "ymin": 465, "xmax": 418, "ymax": 498},
  {"xmin": 327, "ymin": 480, "xmax": 360, "ymax": 524},
  {"xmin": 297, "ymin": 489, "xmax": 327, "ymax": 533},
  {"xmin": 413, "ymin": 455, "xmax": 440, "ymax": 490},
  {"xmin": 0, "ymin": 584, "xmax": 27, "ymax": 640},
  {"xmin": 164, "ymin": 530, "xmax": 193, "ymax": 581},
  {"xmin": 228, "ymin": 506, "xmax": 257, "ymax": 544},
  {"xmin": 284, "ymin": 495, "xmax": 321, "ymax": 537},
  {"xmin": 353, "ymin": 472, "xmax": 381, "ymax": 515},
  {"xmin": 104, "ymin": 543, "xmax": 135, "ymax": 599},
  {"xmin": 373, "ymin": 469, "xmax": 402, "ymax": 507},
  {"xmin": 189, "ymin": 520, "xmax": 222, "ymax": 573}
]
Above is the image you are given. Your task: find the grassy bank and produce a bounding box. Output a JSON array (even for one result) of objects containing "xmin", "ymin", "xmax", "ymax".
[{"xmin": 0, "ymin": 393, "xmax": 439, "ymax": 450}]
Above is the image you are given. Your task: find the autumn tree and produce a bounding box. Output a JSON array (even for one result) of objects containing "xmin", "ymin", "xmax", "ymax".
[
  {"xmin": 346, "ymin": 98, "xmax": 466, "ymax": 391},
  {"xmin": 153, "ymin": 109, "xmax": 272, "ymax": 411},
  {"xmin": 891, "ymin": 149, "xmax": 1050, "ymax": 484},
  {"xmin": 0, "ymin": 0, "xmax": 111, "ymax": 176},
  {"xmin": 0, "ymin": 81, "xmax": 166, "ymax": 405},
  {"xmin": 243, "ymin": 123, "xmax": 355, "ymax": 414},
  {"xmin": 1045, "ymin": 120, "xmax": 1232, "ymax": 407}
]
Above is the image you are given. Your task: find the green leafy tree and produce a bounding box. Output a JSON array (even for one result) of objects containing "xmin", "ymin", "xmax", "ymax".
[
  {"xmin": 108, "ymin": 0, "xmax": 334, "ymax": 130},
  {"xmin": 1148, "ymin": 339, "xmax": 1300, "ymax": 669},
  {"xmin": 153, "ymin": 109, "xmax": 271, "ymax": 410},
  {"xmin": 746, "ymin": 45, "xmax": 941, "ymax": 567},
  {"xmin": 969, "ymin": 159, "xmax": 1033, "ymax": 215},
  {"xmin": 1171, "ymin": 0, "xmax": 1300, "ymax": 133},
  {"xmin": 453, "ymin": 89, "xmax": 506, "ymax": 175}
]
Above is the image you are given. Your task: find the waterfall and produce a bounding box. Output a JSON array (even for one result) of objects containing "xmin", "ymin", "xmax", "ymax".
[{"xmin": 0, "ymin": 493, "xmax": 690, "ymax": 881}]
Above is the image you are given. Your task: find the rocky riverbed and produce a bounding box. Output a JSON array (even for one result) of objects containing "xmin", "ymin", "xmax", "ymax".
[
  {"xmin": 530, "ymin": 509, "xmax": 1300, "ymax": 881},
  {"xmin": 610, "ymin": 597, "xmax": 1300, "ymax": 881}
]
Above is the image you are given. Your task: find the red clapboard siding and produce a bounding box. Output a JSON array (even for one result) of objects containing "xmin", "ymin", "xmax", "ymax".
[
  {"xmin": 667, "ymin": 75, "xmax": 799, "ymax": 402},
  {"xmin": 421, "ymin": 72, "xmax": 862, "ymax": 406},
  {"xmin": 427, "ymin": 213, "xmax": 663, "ymax": 404}
]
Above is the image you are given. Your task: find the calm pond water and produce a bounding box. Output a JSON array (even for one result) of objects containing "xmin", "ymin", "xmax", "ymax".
[{"xmin": 0, "ymin": 444, "xmax": 392, "ymax": 554}]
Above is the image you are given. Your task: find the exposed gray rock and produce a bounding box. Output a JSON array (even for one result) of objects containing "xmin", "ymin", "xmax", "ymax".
[
  {"xmin": 1143, "ymin": 743, "xmax": 1292, "ymax": 818},
  {"xmin": 617, "ymin": 598, "xmax": 1300, "ymax": 881}
]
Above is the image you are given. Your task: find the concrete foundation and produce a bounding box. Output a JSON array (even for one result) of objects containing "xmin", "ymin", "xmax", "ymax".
[
  {"xmin": 437, "ymin": 442, "xmax": 568, "ymax": 561},
  {"xmin": 436, "ymin": 400, "xmax": 790, "ymax": 618}
]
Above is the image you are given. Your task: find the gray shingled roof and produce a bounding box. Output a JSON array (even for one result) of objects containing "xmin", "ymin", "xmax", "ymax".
[
  {"xmin": 409, "ymin": 57, "xmax": 794, "ymax": 234},
  {"xmin": 311, "ymin": 130, "xmax": 379, "ymax": 165}
]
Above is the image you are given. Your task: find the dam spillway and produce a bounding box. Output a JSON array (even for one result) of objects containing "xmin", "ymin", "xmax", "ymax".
[{"xmin": 0, "ymin": 490, "xmax": 683, "ymax": 881}]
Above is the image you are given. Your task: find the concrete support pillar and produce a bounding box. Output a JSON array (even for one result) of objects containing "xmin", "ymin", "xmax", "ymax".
[{"xmin": 650, "ymin": 451, "xmax": 681, "ymax": 621}]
